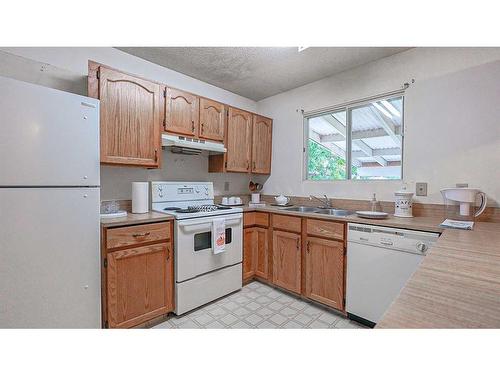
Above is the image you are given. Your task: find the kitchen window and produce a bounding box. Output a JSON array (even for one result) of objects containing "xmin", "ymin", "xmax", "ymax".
[{"xmin": 304, "ymin": 93, "xmax": 404, "ymax": 180}]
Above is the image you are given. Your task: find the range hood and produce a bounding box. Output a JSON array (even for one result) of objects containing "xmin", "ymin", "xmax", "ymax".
[{"xmin": 162, "ymin": 134, "xmax": 226, "ymax": 155}]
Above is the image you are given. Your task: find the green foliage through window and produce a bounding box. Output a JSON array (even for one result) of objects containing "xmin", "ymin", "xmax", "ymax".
[{"xmin": 307, "ymin": 140, "xmax": 357, "ymax": 180}]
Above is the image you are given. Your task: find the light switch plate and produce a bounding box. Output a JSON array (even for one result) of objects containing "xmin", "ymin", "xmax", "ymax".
[{"xmin": 416, "ymin": 182, "xmax": 427, "ymax": 196}]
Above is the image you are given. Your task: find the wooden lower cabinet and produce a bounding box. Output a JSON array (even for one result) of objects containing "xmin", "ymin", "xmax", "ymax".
[
  {"xmin": 102, "ymin": 221, "xmax": 174, "ymax": 328},
  {"xmin": 272, "ymin": 230, "xmax": 301, "ymax": 294},
  {"xmin": 243, "ymin": 226, "xmax": 269, "ymax": 281},
  {"xmin": 243, "ymin": 228, "xmax": 256, "ymax": 281},
  {"xmin": 254, "ymin": 227, "xmax": 269, "ymax": 279},
  {"xmin": 304, "ymin": 237, "xmax": 345, "ymax": 310}
]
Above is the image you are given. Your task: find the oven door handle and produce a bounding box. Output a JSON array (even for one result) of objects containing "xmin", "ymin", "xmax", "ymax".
[{"xmin": 178, "ymin": 217, "xmax": 242, "ymax": 232}]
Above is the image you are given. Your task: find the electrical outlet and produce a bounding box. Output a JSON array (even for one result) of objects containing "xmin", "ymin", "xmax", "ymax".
[
  {"xmin": 224, "ymin": 181, "xmax": 230, "ymax": 191},
  {"xmin": 456, "ymin": 183, "xmax": 468, "ymax": 188},
  {"xmin": 416, "ymin": 182, "xmax": 427, "ymax": 196}
]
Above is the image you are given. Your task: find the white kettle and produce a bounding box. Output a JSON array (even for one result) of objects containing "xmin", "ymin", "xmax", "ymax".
[
  {"xmin": 440, "ymin": 188, "xmax": 487, "ymax": 220},
  {"xmin": 274, "ymin": 194, "xmax": 290, "ymax": 206}
]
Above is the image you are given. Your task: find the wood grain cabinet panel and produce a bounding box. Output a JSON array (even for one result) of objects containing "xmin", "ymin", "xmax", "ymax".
[
  {"xmin": 272, "ymin": 214, "xmax": 302, "ymax": 233},
  {"xmin": 199, "ymin": 98, "xmax": 225, "ymax": 141},
  {"xmin": 226, "ymin": 107, "xmax": 252, "ymax": 172},
  {"xmin": 106, "ymin": 242, "xmax": 173, "ymax": 328},
  {"xmin": 251, "ymin": 115, "xmax": 272, "ymax": 174},
  {"xmin": 306, "ymin": 219, "xmax": 344, "ymax": 241},
  {"xmin": 272, "ymin": 230, "xmax": 301, "ymax": 294},
  {"xmin": 98, "ymin": 66, "xmax": 161, "ymax": 167},
  {"xmin": 106, "ymin": 222, "xmax": 170, "ymax": 250},
  {"xmin": 305, "ymin": 237, "xmax": 344, "ymax": 310},
  {"xmin": 165, "ymin": 87, "xmax": 199, "ymax": 137},
  {"xmin": 243, "ymin": 228, "xmax": 256, "ymax": 281},
  {"xmin": 243, "ymin": 212, "xmax": 269, "ymax": 227},
  {"xmin": 254, "ymin": 227, "xmax": 269, "ymax": 279}
]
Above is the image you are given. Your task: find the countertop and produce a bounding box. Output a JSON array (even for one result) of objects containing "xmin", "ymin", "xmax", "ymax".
[
  {"xmin": 245, "ymin": 204, "xmax": 500, "ymax": 328},
  {"xmin": 100, "ymin": 211, "xmax": 173, "ymax": 228},
  {"xmin": 377, "ymin": 221, "xmax": 500, "ymax": 328},
  {"xmin": 243, "ymin": 204, "xmax": 444, "ymax": 233}
]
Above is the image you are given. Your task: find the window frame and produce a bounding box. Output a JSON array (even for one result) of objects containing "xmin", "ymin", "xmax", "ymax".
[{"xmin": 303, "ymin": 91, "xmax": 405, "ymax": 182}]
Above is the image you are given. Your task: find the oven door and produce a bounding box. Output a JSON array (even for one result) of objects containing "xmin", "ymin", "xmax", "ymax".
[{"xmin": 175, "ymin": 213, "xmax": 243, "ymax": 282}]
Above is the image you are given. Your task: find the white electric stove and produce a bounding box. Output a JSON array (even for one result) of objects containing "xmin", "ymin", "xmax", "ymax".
[{"xmin": 151, "ymin": 181, "xmax": 243, "ymax": 315}]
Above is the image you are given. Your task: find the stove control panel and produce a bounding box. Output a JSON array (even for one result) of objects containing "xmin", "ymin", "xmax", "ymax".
[{"xmin": 151, "ymin": 181, "xmax": 214, "ymax": 203}]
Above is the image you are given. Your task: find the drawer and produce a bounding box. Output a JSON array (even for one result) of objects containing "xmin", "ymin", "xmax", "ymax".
[
  {"xmin": 272, "ymin": 214, "xmax": 301, "ymax": 233},
  {"xmin": 244, "ymin": 212, "xmax": 269, "ymax": 227},
  {"xmin": 106, "ymin": 222, "xmax": 170, "ymax": 249},
  {"xmin": 306, "ymin": 219, "xmax": 344, "ymax": 241}
]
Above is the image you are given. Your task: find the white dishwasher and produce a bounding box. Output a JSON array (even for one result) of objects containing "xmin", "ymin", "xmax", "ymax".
[{"xmin": 346, "ymin": 223, "xmax": 439, "ymax": 327}]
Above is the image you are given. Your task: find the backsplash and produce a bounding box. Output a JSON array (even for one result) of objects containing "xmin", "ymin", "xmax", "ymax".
[{"xmin": 100, "ymin": 151, "xmax": 268, "ymax": 200}]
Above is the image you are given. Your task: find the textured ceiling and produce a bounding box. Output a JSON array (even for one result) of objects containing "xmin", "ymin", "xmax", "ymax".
[{"xmin": 116, "ymin": 47, "xmax": 412, "ymax": 101}]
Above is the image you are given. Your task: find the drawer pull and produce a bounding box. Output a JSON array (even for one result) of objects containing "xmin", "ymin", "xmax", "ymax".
[{"xmin": 132, "ymin": 232, "xmax": 151, "ymax": 238}]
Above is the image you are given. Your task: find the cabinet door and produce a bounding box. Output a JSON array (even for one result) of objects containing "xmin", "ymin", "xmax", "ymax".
[
  {"xmin": 254, "ymin": 227, "xmax": 269, "ymax": 280},
  {"xmin": 106, "ymin": 243, "xmax": 173, "ymax": 328},
  {"xmin": 305, "ymin": 237, "xmax": 344, "ymax": 310},
  {"xmin": 243, "ymin": 228, "xmax": 256, "ymax": 281},
  {"xmin": 165, "ymin": 87, "xmax": 199, "ymax": 136},
  {"xmin": 272, "ymin": 230, "xmax": 301, "ymax": 293},
  {"xmin": 251, "ymin": 115, "xmax": 272, "ymax": 174},
  {"xmin": 226, "ymin": 107, "xmax": 252, "ymax": 172},
  {"xmin": 199, "ymin": 98, "xmax": 225, "ymax": 141},
  {"xmin": 99, "ymin": 66, "xmax": 161, "ymax": 167}
]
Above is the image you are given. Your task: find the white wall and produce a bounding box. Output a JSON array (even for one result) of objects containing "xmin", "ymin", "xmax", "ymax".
[
  {"xmin": 0, "ymin": 47, "xmax": 262, "ymax": 199},
  {"xmin": 257, "ymin": 48, "xmax": 500, "ymax": 206}
]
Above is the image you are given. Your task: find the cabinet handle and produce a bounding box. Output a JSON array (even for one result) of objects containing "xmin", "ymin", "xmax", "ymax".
[
  {"xmin": 166, "ymin": 247, "xmax": 170, "ymax": 261},
  {"xmin": 201, "ymin": 123, "xmax": 204, "ymax": 133},
  {"xmin": 192, "ymin": 120, "xmax": 195, "ymax": 132},
  {"xmin": 306, "ymin": 241, "xmax": 310, "ymax": 253},
  {"xmin": 296, "ymin": 238, "xmax": 300, "ymax": 251},
  {"xmin": 246, "ymin": 161, "xmax": 250, "ymax": 170},
  {"xmin": 132, "ymin": 232, "xmax": 150, "ymax": 238},
  {"xmin": 154, "ymin": 149, "xmax": 158, "ymax": 161},
  {"xmin": 253, "ymin": 161, "xmax": 256, "ymax": 170}
]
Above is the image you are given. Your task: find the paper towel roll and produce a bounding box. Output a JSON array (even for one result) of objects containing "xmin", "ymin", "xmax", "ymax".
[{"xmin": 132, "ymin": 182, "xmax": 149, "ymax": 213}]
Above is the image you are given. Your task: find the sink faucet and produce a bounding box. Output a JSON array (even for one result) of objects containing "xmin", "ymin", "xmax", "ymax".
[{"xmin": 309, "ymin": 194, "xmax": 332, "ymax": 208}]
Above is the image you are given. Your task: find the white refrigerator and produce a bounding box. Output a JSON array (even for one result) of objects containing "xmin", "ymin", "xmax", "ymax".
[{"xmin": 0, "ymin": 76, "xmax": 101, "ymax": 328}]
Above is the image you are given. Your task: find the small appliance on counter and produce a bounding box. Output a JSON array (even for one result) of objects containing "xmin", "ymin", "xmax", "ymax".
[
  {"xmin": 394, "ymin": 185, "xmax": 414, "ymax": 217},
  {"xmin": 440, "ymin": 188, "xmax": 487, "ymax": 222}
]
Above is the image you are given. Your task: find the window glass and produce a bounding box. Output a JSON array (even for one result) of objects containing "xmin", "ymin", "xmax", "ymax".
[
  {"xmin": 350, "ymin": 96, "xmax": 403, "ymax": 180},
  {"xmin": 307, "ymin": 110, "xmax": 347, "ymax": 180},
  {"xmin": 305, "ymin": 94, "xmax": 403, "ymax": 181}
]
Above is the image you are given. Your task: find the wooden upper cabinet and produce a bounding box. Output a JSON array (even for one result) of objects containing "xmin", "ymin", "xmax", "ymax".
[
  {"xmin": 226, "ymin": 107, "xmax": 252, "ymax": 172},
  {"xmin": 106, "ymin": 242, "xmax": 173, "ymax": 328},
  {"xmin": 272, "ymin": 230, "xmax": 301, "ymax": 294},
  {"xmin": 199, "ymin": 98, "xmax": 225, "ymax": 142},
  {"xmin": 97, "ymin": 66, "xmax": 161, "ymax": 167},
  {"xmin": 305, "ymin": 237, "xmax": 344, "ymax": 310},
  {"xmin": 164, "ymin": 87, "xmax": 199, "ymax": 137},
  {"xmin": 251, "ymin": 115, "xmax": 273, "ymax": 174}
]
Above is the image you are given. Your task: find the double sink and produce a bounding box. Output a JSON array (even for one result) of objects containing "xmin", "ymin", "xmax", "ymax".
[{"xmin": 283, "ymin": 206, "xmax": 354, "ymax": 217}]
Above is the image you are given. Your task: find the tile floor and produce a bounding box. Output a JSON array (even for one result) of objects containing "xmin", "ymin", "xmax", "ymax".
[{"xmin": 153, "ymin": 281, "xmax": 366, "ymax": 329}]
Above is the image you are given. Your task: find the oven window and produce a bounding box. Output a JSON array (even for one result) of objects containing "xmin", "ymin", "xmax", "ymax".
[{"xmin": 194, "ymin": 228, "xmax": 232, "ymax": 251}]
